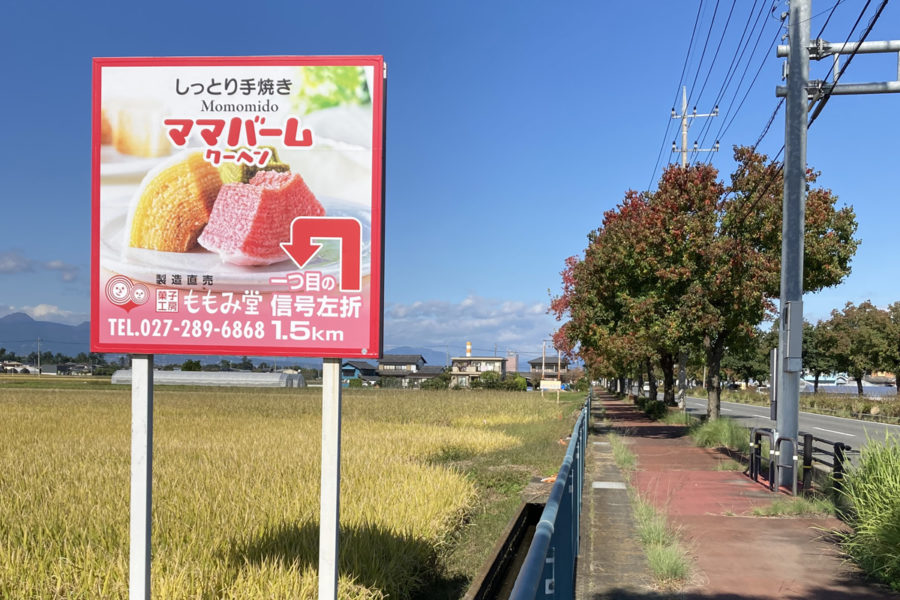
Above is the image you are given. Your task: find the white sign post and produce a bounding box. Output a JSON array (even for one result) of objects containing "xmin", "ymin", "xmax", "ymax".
[
  {"xmin": 318, "ymin": 357, "xmax": 343, "ymax": 599},
  {"xmin": 130, "ymin": 354, "xmax": 153, "ymax": 599}
]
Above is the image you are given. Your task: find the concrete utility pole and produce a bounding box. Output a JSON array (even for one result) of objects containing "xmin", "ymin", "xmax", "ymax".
[
  {"xmin": 775, "ymin": 0, "xmax": 810, "ymax": 489},
  {"xmin": 774, "ymin": 0, "xmax": 900, "ymax": 488},
  {"xmin": 671, "ymin": 86, "xmax": 719, "ymax": 167}
]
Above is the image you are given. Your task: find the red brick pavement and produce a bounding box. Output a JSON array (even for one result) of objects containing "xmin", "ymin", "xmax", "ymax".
[{"xmin": 597, "ymin": 394, "xmax": 899, "ymax": 600}]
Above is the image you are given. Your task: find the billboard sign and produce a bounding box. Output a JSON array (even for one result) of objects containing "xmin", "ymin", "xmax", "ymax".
[{"xmin": 91, "ymin": 56, "xmax": 385, "ymax": 358}]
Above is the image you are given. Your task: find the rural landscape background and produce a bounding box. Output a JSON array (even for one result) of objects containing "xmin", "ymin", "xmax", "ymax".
[{"xmin": 2, "ymin": 1, "xmax": 900, "ymax": 599}]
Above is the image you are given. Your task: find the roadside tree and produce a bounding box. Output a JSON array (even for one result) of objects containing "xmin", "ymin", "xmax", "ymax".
[
  {"xmin": 553, "ymin": 147, "xmax": 858, "ymax": 419},
  {"xmin": 825, "ymin": 301, "xmax": 893, "ymax": 395}
]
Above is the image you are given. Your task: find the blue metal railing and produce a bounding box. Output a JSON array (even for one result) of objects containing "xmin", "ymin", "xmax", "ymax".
[{"xmin": 509, "ymin": 392, "xmax": 590, "ymax": 599}]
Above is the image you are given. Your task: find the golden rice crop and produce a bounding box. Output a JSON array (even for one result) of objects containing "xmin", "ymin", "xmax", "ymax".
[{"xmin": 0, "ymin": 387, "xmax": 576, "ymax": 599}]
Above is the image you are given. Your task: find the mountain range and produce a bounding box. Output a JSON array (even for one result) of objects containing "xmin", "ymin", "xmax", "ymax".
[
  {"xmin": 0, "ymin": 312, "xmax": 447, "ymax": 368},
  {"xmin": 0, "ymin": 313, "xmax": 90, "ymax": 357}
]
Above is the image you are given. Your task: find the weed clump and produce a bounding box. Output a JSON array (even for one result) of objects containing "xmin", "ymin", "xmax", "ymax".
[{"xmin": 837, "ymin": 436, "xmax": 900, "ymax": 591}]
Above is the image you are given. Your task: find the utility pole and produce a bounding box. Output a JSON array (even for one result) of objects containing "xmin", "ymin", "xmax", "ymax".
[
  {"xmin": 774, "ymin": 0, "xmax": 899, "ymax": 488},
  {"xmin": 671, "ymin": 86, "xmax": 720, "ymax": 167},
  {"xmin": 541, "ymin": 341, "xmax": 546, "ymax": 398},
  {"xmin": 37, "ymin": 337, "xmax": 41, "ymax": 375},
  {"xmin": 775, "ymin": 0, "xmax": 810, "ymax": 489}
]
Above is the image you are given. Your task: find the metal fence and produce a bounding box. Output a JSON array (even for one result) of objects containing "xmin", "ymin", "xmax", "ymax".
[{"xmin": 509, "ymin": 394, "xmax": 590, "ymax": 599}]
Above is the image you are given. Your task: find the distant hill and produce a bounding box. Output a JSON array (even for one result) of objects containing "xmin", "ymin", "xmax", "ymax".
[
  {"xmin": 0, "ymin": 312, "xmax": 449, "ymax": 370},
  {"xmin": 0, "ymin": 313, "xmax": 89, "ymax": 357}
]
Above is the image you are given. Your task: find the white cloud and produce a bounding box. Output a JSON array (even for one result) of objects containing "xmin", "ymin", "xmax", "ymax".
[
  {"xmin": 0, "ymin": 251, "xmax": 34, "ymax": 273},
  {"xmin": 384, "ymin": 294, "xmax": 560, "ymax": 355},
  {"xmin": 0, "ymin": 250, "xmax": 80, "ymax": 282},
  {"xmin": 42, "ymin": 259, "xmax": 80, "ymax": 282}
]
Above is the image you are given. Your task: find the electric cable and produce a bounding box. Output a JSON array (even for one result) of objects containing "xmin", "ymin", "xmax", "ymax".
[{"xmin": 646, "ymin": 1, "xmax": 706, "ymax": 190}]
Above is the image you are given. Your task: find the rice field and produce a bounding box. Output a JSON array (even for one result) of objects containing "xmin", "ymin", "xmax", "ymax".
[{"xmin": 0, "ymin": 385, "xmax": 581, "ymax": 599}]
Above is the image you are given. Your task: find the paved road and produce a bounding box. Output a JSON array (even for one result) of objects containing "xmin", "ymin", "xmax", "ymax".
[
  {"xmin": 681, "ymin": 395, "xmax": 900, "ymax": 465},
  {"xmin": 631, "ymin": 387, "xmax": 899, "ymax": 463}
]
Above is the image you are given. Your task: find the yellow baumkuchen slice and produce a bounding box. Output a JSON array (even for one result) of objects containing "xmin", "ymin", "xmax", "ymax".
[{"xmin": 128, "ymin": 152, "xmax": 222, "ymax": 252}]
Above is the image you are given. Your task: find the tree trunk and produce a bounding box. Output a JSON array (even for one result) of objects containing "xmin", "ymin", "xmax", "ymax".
[
  {"xmin": 647, "ymin": 357, "xmax": 657, "ymax": 402},
  {"xmin": 705, "ymin": 339, "xmax": 726, "ymax": 420},
  {"xmin": 856, "ymin": 375, "xmax": 864, "ymax": 396},
  {"xmin": 660, "ymin": 352, "xmax": 676, "ymax": 405},
  {"xmin": 618, "ymin": 377, "xmax": 626, "ymax": 395},
  {"xmin": 678, "ymin": 351, "xmax": 688, "ymax": 392},
  {"xmin": 814, "ymin": 372, "xmax": 820, "ymax": 394}
]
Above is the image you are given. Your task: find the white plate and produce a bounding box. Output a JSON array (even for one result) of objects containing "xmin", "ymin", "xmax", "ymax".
[
  {"xmin": 100, "ymin": 145, "xmax": 171, "ymax": 179},
  {"xmin": 100, "ymin": 196, "xmax": 372, "ymax": 291}
]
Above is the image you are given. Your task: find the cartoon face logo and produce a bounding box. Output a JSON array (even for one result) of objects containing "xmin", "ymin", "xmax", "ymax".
[
  {"xmin": 105, "ymin": 275, "xmax": 134, "ymax": 306},
  {"xmin": 111, "ymin": 282, "xmax": 129, "ymax": 300},
  {"xmin": 131, "ymin": 284, "xmax": 150, "ymax": 305}
]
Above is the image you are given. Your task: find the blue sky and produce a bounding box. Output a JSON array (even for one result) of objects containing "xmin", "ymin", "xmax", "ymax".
[{"xmin": 0, "ymin": 1, "xmax": 897, "ymax": 358}]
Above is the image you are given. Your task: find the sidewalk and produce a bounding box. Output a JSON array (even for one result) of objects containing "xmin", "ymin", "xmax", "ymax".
[{"xmin": 577, "ymin": 392, "xmax": 900, "ymax": 600}]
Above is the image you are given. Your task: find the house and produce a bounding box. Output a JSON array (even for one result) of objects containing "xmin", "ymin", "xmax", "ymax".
[
  {"xmin": 341, "ymin": 360, "xmax": 379, "ymax": 386},
  {"xmin": 450, "ymin": 356, "xmax": 507, "ymax": 388},
  {"xmin": 377, "ymin": 354, "xmax": 427, "ymax": 387},
  {"xmin": 2, "ymin": 361, "xmax": 34, "ymax": 374},
  {"xmin": 406, "ymin": 366, "xmax": 446, "ymax": 388},
  {"xmin": 528, "ymin": 356, "xmax": 569, "ymax": 378}
]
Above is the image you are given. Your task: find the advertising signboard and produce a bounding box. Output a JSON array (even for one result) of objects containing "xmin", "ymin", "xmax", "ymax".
[{"xmin": 91, "ymin": 56, "xmax": 385, "ymax": 358}]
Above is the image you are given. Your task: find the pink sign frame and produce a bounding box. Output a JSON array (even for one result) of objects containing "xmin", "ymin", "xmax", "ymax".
[{"xmin": 91, "ymin": 56, "xmax": 385, "ymax": 358}]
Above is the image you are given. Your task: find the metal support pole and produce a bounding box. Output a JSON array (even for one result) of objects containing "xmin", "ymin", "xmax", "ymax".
[
  {"xmin": 777, "ymin": 0, "xmax": 809, "ymax": 489},
  {"xmin": 318, "ymin": 358, "xmax": 343, "ymax": 600},
  {"xmin": 680, "ymin": 87, "xmax": 688, "ymax": 167},
  {"xmin": 129, "ymin": 355, "xmax": 153, "ymax": 600},
  {"xmin": 802, "ymin": 433, "xmax": 814, "ymax": 492}
]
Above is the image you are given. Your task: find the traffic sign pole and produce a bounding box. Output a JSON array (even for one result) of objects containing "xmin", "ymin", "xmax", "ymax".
[
  {"xmin": 129, "ymin": 354, "xmax": 153, "ymax": 600},
  {"xmin": 318, "ymin": 357, "xmax": 343, "ymax": 599}
]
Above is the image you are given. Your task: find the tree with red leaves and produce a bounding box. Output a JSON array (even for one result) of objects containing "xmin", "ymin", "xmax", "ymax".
[{"xmin": 553, "ymin": 147, "xmax": 858, "ymax": 419}]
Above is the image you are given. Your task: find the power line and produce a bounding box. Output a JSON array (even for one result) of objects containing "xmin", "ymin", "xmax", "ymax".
[
  {"xmin": 703, "ymin": 12, "xmax": 786, "ymax": 160},
  {"xmin": 686, "ymin": 0, "xmax": 723, "ymax": 110},
  {"xmin": 647, "ymin": 1, "xmax": 707, "ymax": 190},
  {"xmin": 690, "ymin": 0, "xmax": 770, "ymax": 152},
  {"xmin": 808, "ymin": 0, "xmax": 886, "ymax": 129},
  {"xmin": 694, "ymin": 0, "xmax": 739, "ymax": 112}
]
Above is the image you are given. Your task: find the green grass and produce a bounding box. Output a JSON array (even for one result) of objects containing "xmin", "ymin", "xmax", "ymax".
[
  {"xmin": 750, "ymin": 496, "xmax": 836, "ymax": 517},
  {"xmin": 0, "ymin": 374, "xmax": 114, "ymax": 390},
  {"xmin": 715, "ymin": 459, "xmax": 746, "ymax": 471},
  {"xmin": 632, "ymin": 496, "xmax": 691, "ymax": 586},
  {"xmin": 689, "ymin": 417, "xmax": 751, "ymax": 454},
  {"xmin": 836, "ymin": 435, "xmax": 900, "ymax": 591},
  {"xmin": 660, "ymin": 410, "xmax": 698, "ymax": 427},
  {"xmin": 605, "ymin": 429, "xmax": 691, "ymax": 588},
  {"xmin": 0, "ymin": 387, "xmax": 582, "ymax": 599},
  {"xmin": 607, "ymin": 432, "xmax": 637, "ymax": 472}
]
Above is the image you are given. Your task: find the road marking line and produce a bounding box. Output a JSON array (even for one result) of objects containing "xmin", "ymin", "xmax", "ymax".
[
  {"xmin": 593, "ymin": 481, "xmax": 627, "ymax": 490},
  {"xmin": 722, "ymin": 408, "xmax": 733, "ymax": 412},
  {"xmin": 813, "ymin": 427, "xmax": 855, "ymax": 438}
]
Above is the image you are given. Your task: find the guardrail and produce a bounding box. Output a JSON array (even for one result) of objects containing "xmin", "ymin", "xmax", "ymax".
[
  {"xmin": 508, "ymin": 393, "xmax": 591, "ymax": 599},
  {"xmin": 799, "ymin": 432, "xmax": 854, "ymax": 492},
  {"xmin": 749, "ymin": 428, "xmax": 799, "ymax": 494},
  {"xmin": 750, "ymin": 427, "xmax": 857, "ymax": 495}
]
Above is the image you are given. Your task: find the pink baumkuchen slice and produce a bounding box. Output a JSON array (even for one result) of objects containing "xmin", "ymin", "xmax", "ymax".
[{"xmin": 199, "ymin": 171, "xmax": 324, "ymax": 265}]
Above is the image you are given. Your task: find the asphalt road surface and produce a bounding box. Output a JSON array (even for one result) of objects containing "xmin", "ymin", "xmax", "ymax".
[{"xmin": 681, "ymin": 395, "xmax": 900, "ymax": 465}]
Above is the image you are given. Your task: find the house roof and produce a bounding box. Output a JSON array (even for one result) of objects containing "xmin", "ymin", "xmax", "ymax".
[
  {"xmin": 342, "ymin": 360, "xmax": 376, "ymax": 371},
  {"xmin": 528, "ymin": 357, "xmax": 569, "ymax": 366},
  {"xmin": 450, "ymin": 356, "xmax": 506, "ymax": 362},
  {"xmin": 379, "ymin": 354, "xmax": 426, "ymax": 365},
  {"xmin": 409, "ymin": 366, "xmax": 445, "ymax": 377}
]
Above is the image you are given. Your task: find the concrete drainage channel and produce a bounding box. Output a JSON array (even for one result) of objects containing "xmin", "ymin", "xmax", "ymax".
[
  {"xmin": 463, "ymin": 502, "xmax": 546, "ymax": 600},
  {"xmin": 467, "ymin": 395, "xmax": 591, "ymax": 600}
]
